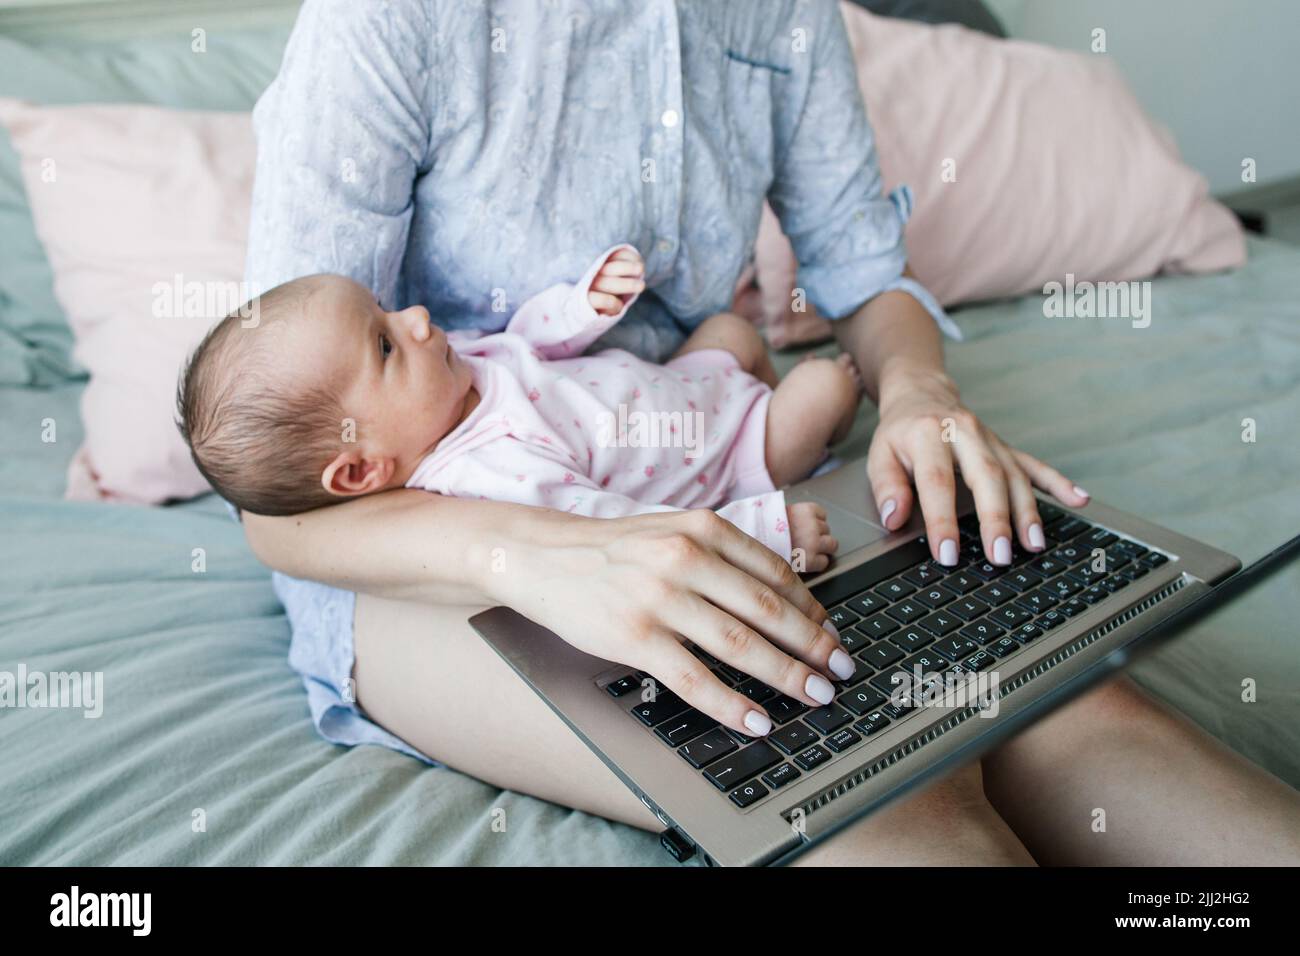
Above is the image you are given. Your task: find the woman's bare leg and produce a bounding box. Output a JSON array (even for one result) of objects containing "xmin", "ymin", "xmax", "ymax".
[
  {"xmin": 352, "ymin": 593, "xmax": 1036, "ymax": 864},
  {"xmin": 981, "ymin": 674, "xmax": 1300, "ymax": 866}
]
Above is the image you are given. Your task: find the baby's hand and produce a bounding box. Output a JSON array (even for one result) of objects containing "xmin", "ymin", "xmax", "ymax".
[
  {"xmin": 589, "ymin": 247, "xmax": 645, "ymax": 316},
  {"xmin": 788, "ymin": 501, "xmax": 838, "ymax": 574}
]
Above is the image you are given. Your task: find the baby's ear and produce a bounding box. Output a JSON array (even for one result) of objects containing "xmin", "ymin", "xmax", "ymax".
[{"xmin": 322, "ymin": 450, "xmax": 392, "ymax": 497}]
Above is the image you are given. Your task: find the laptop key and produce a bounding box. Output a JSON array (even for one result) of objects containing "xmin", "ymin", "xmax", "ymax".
[
  {"xmin": 914, "ymin": 585, "xmax": 958, "ymax": 610},
  {"xmin": 856, "ymin": 641, "xmax": 901, "ymax": 673},
  {"xmin": 630, "ymin": 692, "xmax": 689, "ymax": 727},
  {"xmin": 838, "ymin": 628, "xmax": 871, "ymax": 654},
  {"xmin": 943, "ymin": 571, "xmax": 981, "ymax": 594},
  {"xmin": 949, "ymin": 597, "xmax": 991, "ymax": 621},
  {"xmin": 833, "ymin": 657, "xmax": 873, "ymax": 689},
  {"xmin": 704, "ymin": 742, "xmax": 782, "ymax": 791},
  {"xmin": 1004, "ymin": 568, "xmax": 1045, "ymax": 592},
  {"xmin": 932, "ymin": 635, "xmax": 980, "ymax": 661},
  {"xmin": 989, "ymin": 604, "xmax": 1032, "ymax": 628},
  {"xmin": 1049, "ymin": 518, "xmax": 1090, "ymax": 541},
  {"xmin": 873, "ymin": 578, "xmax": 917, "ymax": 602},
  {"xmin": 770, "ymin": 720, "xmax": 821, "ymax": 755},
  {"xmin": 762, "ymin": 763, "xmax": 801, "ymax": 790},
  {"xmin": 890, "ymin": 627, "xmax": 934, "ymax": 654},
  {"xmin": 1014, "ymin": 589, "xmax": 1059, "ymax": 614},
  {"xmin": 794, "ymin": 745, "xmax": 831, "ymax": 771},
  {"xmin": 857, "ymin": 612, "xmax": 901, "ymax": 639},
  {"xmin": 825, "ymin": 728, "xmax": 862, "ymax": 753},
  {"xmin": 804, "ymin": 704, "xmax": 853, "ymax": 736},
  {"xmin": 736, "ymin": 678, "xmax": 777, "ymax": 705},
  {"xmin": 828, "ymin": 605, "xmax": 861, "ymax": 628},
  {"xmin": 1140, "ymin": 551, "xmax": 1170, "ymax": 568},
  {"xmin": 766, "ymin": 695, "xmax": 808, "ymax": 725},
  {"xmin": 1058, "ymin": 597, "xmax": 1088, "ymax": 617},
  {"xmin": 1038, "ymin": 609, "xmax": 1066, "ymax": 630},
  {"xmin": 679, "ymin": 728, "xmax": 737, "ymax": 769},
  {"xmin": 902, "ymin": 564, "xmax": 943, "ymax": 588},
  {"xmin": 1079, "ymin": 584, "xmax": 1110, "ymax": 605},
  {"xmin": 840, "ymin": 686, "xmax": 888, "ymax": 716},
  {"xmin": 902, "ymin": 649, "xmax": 949, "ymax": 674},
  {"xmin": 919, "ymin": 610, "xmax": 962, "ymax": 635},
  {"xmin": 962, "ymin": 650, "xmax": 996, "ymax": 672},
  {"xmin": 850, "ymin": 592, "xmax": 889, "ymax": 617},
  {"xmin": 730, "ymin": 780, "xmax": 769, "ymax": 808},
  {"xmin": 656, "ymin": 709, "xmax": 718, "ymax": 747},
  {"xmin": 854, "ymin": 711, "xmax": 892, "ymax": 736},
  {"xmin": 968, "ymin": 561, "xmax": 1005, "ymax": 581},
  {"xmin": 1046, "ymin": 576, "xmax": 1082, "ymax": 599},
  {"xmin": 884, "ymin": 599, "xmax": 927, "ymax": 625},
  {"xmin": 1013, "ymin": 623, "xmax": 1043, "ymax": 643},
  {"xmin": 1050, "ymin": 542, "xmax": 1088, "ymax": 563},
  {"xmin": 973, "ymin": 582, "xmax": 1016, "ymax": 606},
  {"xmin": 960, "ymin": 619, "xmax": 1005, "ymax": 645},
  {"xmin": 988, "ymin": 636, "xmax": 1020, "ymax": 658},
  {"xmin": 605, "ymin": 676, "xmax": 640, "ymax": 697},
  {"xmin": 1081, "ymin": 528, "xmax": 1118, "ymax": 550}
]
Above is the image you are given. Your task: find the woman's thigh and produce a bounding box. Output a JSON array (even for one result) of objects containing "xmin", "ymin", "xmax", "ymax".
[{"xmin": 352, "ymin": 593, "xmax": 1034, "ymax": 864}]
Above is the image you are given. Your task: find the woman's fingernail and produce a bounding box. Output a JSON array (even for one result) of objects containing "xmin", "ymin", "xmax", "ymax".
[
  {"xmin": 744, "ymin": 710, "xmax": 772, "ymax": 736},
  {"xmin": 805, "ymin": 673, "xmax": 835, "ymax": 705},
  {"xmin": 822, "ymin": 619, "xmax": 839, "ymax": 639},
  {"xmin": 1028, "ymin": 523, "xmax": 1046, "ymax": 550},
  {"xmin": 1073, "ymin": 485, "xmax": 1090, "ymax": 500},
  {"xmin": 879, "ymin": 499, "xmax": 897, "ymax": 527},
  {"xmin": 993, "ymin": 536, "xmax": 1012, "ymax": 565},
  {"xmin": 939, "ymin": 538, "xmax": 959, "ymax": 566},
  {"xmin": 829, "ymin": 648, "xmax": 855, "ymax": 680}
]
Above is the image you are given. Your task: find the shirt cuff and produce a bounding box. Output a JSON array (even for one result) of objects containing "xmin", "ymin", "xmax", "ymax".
[{"xmin": 803, "ymin": 185, "xmax": 962, "ymax": 342}]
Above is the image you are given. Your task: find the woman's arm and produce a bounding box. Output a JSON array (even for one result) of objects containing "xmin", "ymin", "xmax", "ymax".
[{"xmin": 243, "ymin": 491, "xmax": 852, "ymax": 737}]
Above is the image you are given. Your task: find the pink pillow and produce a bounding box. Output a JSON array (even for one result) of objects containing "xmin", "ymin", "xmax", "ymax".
[
  {"xmin": 752, "ymin": 3, "xmax": 1245, "ymax": 348},
  {"xmin": 0, "ymin": 99, "xmax": 254, "ymax": 503}
]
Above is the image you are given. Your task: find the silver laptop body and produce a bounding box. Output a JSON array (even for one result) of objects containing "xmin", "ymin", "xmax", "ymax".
[{"xmin": 470, "ymin": 456, "xmax": 1240, "ymax": 866}]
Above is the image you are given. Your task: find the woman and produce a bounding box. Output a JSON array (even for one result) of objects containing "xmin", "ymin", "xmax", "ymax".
[{"xmin": 240, "ymin": 0, "xmax": 1300, "ymax": 864}]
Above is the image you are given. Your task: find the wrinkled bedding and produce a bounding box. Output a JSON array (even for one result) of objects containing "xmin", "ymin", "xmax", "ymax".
[{"xmin": 2, "ymin": 236, "xmax": 1298, "ymax": 864}]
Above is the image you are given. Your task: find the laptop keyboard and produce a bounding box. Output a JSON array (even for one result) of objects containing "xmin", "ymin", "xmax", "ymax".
[{"xmin": 604, "ymin": 502, "xmax": 1173, "ymax": 810}]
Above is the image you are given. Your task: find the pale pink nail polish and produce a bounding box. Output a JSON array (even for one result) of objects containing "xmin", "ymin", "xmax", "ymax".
[
  {"xmin": 993, "ymin": 536, "xmax": 1012, "ymax": 565},
  {"xmin": 879, "ymin": 499, "xmax": 897, "ymax": 527},
  {"xmin": 939, "ymin": 538, "xmax": 959, "ymax": 566},
  {"xmin": 1073, "ymin": 485, "xmax": 1090, "ymax": 500},
  {"xmin": 805, "ymin": 674, "xmax": 834, "ymax": 705},
  {"xmin": 744, "ymin": 711, "xmax": 772, "ymax": 736},
  {"xmin": 829, "ymin": 649, "xmax": 854, "ymax": 680},
  {"xmin": 822, "ymin": 619, "xmax": 839, "ymax": 639},
  {"xmin": 1028, "ymin": 523, "xmax": 1046, "ymax": 550}
]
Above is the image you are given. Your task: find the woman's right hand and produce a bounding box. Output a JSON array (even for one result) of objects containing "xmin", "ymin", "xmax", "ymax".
[{"xmin": 489, "ymin": 508, "xmax": 855, "ymax": 738}]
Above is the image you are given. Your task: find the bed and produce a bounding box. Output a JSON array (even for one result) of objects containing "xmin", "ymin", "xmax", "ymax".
[{"xmin": 2, "ymin": 6, "xmax": 1298, "ymax": 866}]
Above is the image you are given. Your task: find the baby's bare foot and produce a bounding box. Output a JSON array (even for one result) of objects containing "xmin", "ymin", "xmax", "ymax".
[{"xmin": 835, "ymin": 352, "xmax": 865, "ymax": 397}]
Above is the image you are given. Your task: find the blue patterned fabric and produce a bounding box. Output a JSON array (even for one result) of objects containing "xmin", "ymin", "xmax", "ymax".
[{"xmin": 243, "ymin": 0, "xmax": 958, "ymax": 757}]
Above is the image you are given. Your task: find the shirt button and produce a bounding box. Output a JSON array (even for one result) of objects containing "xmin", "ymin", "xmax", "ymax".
[
  {"xmin": 660, "ymin": 108, "xmax": 679, "ymax": 128},
  {"xmin": 657, "ymin": 238, "xmax": 675, "ymax": 254}
]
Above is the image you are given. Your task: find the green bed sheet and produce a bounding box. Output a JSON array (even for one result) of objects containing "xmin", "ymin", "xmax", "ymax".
[{"xmin": 2, "ymin": 235, "xmax": 1298, "ymax": 865}]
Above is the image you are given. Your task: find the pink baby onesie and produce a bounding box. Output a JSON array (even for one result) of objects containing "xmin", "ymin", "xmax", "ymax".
[{"xmin": 405, "ymin": 244, "xmax": 793, "ymax": 559}]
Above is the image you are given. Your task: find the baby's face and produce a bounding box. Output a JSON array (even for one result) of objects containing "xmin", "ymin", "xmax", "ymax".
[{"xmin": 281, "ymin": 276, "xmax": 476, "ymax": 482}]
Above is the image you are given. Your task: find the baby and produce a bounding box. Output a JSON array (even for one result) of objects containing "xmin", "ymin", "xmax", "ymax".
[{"xmin": 178, "ymin": 245, "xmax": 863, "ymax": 569}]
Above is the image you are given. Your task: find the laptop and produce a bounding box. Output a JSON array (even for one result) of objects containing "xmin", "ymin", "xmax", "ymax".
[{"xmin": 469, "ymin": 455, "xmax": 1263, "ymax": 866}]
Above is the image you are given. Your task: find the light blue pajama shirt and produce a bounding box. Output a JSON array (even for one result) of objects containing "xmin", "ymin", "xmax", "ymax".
[{"xmin": 242, "ymin": 0, "xmax": 960, "ymax": 761}]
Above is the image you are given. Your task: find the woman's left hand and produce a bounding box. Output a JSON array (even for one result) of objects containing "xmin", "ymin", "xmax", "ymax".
[{"xmin": 866, "ymin": 366, "xmax": 1091, "ymax": 568}]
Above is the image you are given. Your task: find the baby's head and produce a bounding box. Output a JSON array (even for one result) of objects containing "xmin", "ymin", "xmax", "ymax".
[{"xmin": 177, "ymin": 274, "xmax": 476, "ymax": 516}]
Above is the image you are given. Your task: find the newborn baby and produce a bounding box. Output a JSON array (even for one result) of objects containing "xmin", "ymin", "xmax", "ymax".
[{"xmin": 178, "ymin": 245, "xmax": 862, "ymax": 569}]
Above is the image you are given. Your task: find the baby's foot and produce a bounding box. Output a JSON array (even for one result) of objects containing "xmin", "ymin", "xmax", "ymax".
[
  {"xmin": 829, "ymin": 353, "xmax": 864, "ymax": 444},
  {"xmin": 835, "ymin": 352, "xmax": 865, "ymax": 397}
]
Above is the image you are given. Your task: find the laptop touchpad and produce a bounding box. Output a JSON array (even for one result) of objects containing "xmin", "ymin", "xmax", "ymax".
[{"xmin": 785, "ymin": 489, "xmax": 888, "ymax": 555}]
